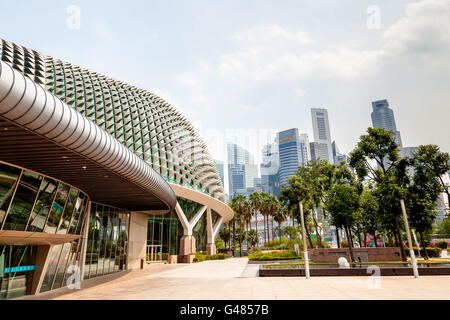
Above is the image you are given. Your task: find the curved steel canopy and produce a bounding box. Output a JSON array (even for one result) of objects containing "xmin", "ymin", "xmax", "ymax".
[{"xmin": 0, "ymin": 60, "xmax": 177, "ymax": 211}]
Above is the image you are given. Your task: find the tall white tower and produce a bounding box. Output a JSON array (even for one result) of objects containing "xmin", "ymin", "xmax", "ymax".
[{"xmin": 311, "ymin": 108, "xmax": 334, "ymax": 164}]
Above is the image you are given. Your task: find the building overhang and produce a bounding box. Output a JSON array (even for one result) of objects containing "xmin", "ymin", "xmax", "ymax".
[
  {"xmin": 169, "ymin": 183, "xmax": 234, "ymax": 222},
  {"xmin": 0, "ymin": 61, "xmax": 177, "ymax": 212}
]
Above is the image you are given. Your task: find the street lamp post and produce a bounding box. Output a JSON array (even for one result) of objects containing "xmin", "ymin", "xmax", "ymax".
[
  {"xmin": 299, "ymin": 201, "xmax": 310, "ymax": 279},
  {"xmin": 400, "ymin": 199, "xmax": 419, "ymax": 278}
]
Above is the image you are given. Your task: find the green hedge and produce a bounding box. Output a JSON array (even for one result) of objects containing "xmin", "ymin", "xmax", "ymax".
[
  {"xmin": 437, "ymin": 241, "xmax": 448, "ymax": 249},
  {"xmin": 404, "ymin": 247, "xmax": 442, "ymax": 258},
  {"xmin": 193, "ymin": 253, "xmax": 227, "ymax": 262},
  {"xmin": 248, "ymin": 250, "xmax": 301, "ymax": 261}
]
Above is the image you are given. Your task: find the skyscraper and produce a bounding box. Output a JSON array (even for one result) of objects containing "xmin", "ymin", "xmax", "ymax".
[
  {"xmin": 227, "ymin": 142, "xmax": 259, "ymax": 198},
  {"xmin": 371, "ymin": 99, "xmax": 403, "ymax": 147},
  {"xmin": 311, "ymin": 108, "xmax": 334, "ymax": 163},
  {"xmin": 278, "ymin": 128, "xmax": 310, "ymax": 187},
  {"xmin": 260, "ymin": 141, "xmax": 280, "ymax": 195},
  {"xmin": 214, "ymin": 159, "xmax": 225, "ymax": 187}
]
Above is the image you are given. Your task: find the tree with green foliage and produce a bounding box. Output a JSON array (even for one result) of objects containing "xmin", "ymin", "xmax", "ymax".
[
  {"xmin": 229, "ymin": 195, "xmax": 248, "ymax": 256},
  {"xmin": 436, "ymin": 218, "xmax": 450, "ymax": 236},
  {"xmin": 219, "ymin": 225, "xmax": 232, "ymax": 250},
  {"xmin": 349, "ymin": 127, "xmax": 410, "ymax": 261},
  {"xmin": 273, "ymin": 205, "xmax": 287, "ymax": 244},
  {"xmin": 356, "ymin": 189, "xmax": 380, "ymax": 247},
  {"xmin": 325, "ymin": 183, "xmax": 360, "ymax": 262},
  {"xmin": 249, "ymin": 192, "xmax": 262, "ymax": 247},
  {"xmin": 247, "ymin": 229, "xmax": 259, "ymax": 248},
  {"xmin": 410, "ymin": 145, "xmax": 450, "ymax": 212},
  {"xmin": 283, "ymin": 225, "xmax": 299, "ymax": 239}
]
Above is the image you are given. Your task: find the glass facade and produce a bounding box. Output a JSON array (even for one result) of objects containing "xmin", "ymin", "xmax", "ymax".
[
  {"xmin": 0, "ymin": 245, "xmax": 36, "ymax": 299},
  {"xmin": 0, "ymin": 161, "xmax": 89, "ymax": 235},
  {"xmin": 83, "ymin": 203, "xmax": 130, "ymax": 280},
  {"xmin": 147, "ymin": 211, "xmax": 183, "ymax": 260}
]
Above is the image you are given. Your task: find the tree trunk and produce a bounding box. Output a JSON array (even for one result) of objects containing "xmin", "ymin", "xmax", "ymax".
[
  {"xmin": 357, "ymin": 226, "xmax": 362, "ymax": 248},
  {"xmin": 304, "ymin": 222, "xmax": 314, "ymax": 249},
  {"xmin": 311, "ymin": 208, "xmax": 323, "ymax": 248},
  {"xmin": 363, "ymin": 232, "xmax": 367, "ymax": 247},
  {"xmin": 394, "ymin": 215, "xmax": 407, "ymax": 262},
  {"xmin": 336, "ymin": 227, "xmax": 341, "ymax": 248},
  {"xmin": 420, "ymin": 231, "xmax": 429, "ymax": 260},
  {"xmin": 344, "ymin": 224, "xmax": 355, "ymax": 262},
  {"xmin": 271, "ymin": 218, "xmax": 275, "ymax": 246},
  {"xmin": 255, "ymin": 211, "xmax": 258, "ymax": 248},
  {"xmin": 279, "ymin": 222, "xmax": 282, "ymax": 245},
  {"xmin": 372, "ymin": 232, "xmax": 378, "ymax": 247}
]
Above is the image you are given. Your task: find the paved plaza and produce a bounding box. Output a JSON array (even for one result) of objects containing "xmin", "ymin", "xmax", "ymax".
[{"xmin": 22, "ymin": 258, "xmax": 450, "ymax": 300}]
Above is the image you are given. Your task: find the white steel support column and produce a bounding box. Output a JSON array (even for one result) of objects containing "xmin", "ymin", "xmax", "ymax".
[{"xmin": 175, "ymin": 203, "xmax": 207, "ymax": 262}]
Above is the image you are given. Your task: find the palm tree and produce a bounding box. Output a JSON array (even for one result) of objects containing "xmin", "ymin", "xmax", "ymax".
[
  {"xmin": 266, "ymin": 194, "xmax": 280, "ymax": 245},
  {"xmin": 249, "ymin": 192, "xmax": 262, "ymax": 248},
  {"xmin": 273, "ymin": 205, "xmax": 288, "ymax": 245},
  {"xmin": 243, "ymin": 200, "xmax": 253, "ymax": 250},
  {"xmin": 229, "ymin": 195, "xmax": 247, "ymax": 257},
  {"xmin": 259, "ymin": 192, "xmax": 271, "ymax": 246}
]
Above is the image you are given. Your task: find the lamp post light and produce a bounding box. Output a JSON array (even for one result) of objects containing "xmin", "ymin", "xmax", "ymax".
[{"xmin": 299, "ymin": 201, "xmax": 310, "ymax": 279}]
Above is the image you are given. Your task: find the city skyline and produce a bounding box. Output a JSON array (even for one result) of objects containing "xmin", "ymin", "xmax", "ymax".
[{"xmin": 1, "ymin": 0, "xmax": 449, "ymax": 165}]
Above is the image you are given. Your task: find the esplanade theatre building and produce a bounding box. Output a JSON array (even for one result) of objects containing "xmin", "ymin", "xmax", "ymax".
[{"xmin": 0, "ymin": 38, "xmax": 233, "ymax": 299}]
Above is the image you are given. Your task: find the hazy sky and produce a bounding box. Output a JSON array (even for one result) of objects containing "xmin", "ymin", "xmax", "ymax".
[{"xmin": 1, "ymin": 0, "xmax": 449, "ymax": 164}]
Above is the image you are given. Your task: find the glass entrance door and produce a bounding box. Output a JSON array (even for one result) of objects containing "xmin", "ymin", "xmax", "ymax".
[{"xmin": 0, "ymin": 245, "xmax": 36, "ymax": 299}]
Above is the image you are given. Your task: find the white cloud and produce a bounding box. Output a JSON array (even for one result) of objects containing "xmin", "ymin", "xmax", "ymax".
[{"xmin": 382, "ymin": 0, "xmax": 450, "ymax": 66}]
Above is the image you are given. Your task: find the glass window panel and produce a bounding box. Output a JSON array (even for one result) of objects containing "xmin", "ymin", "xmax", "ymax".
[
  {"xmin": 104, "ymin": 209, "xmax": 113, "ymax": 274},
  {"xmin": 0, "ymin": 164, "xmax": 21, "ymax": 226},
  {"xmin": 57, "ymin": 188, "xmax": 78, "ymax": 234},
  {"xmin": 68, "ymin": 194, "xmax": 85, "ymax": 234},
  {"xmin": 86, "ymin": 203, "xmax": 96, "ymax": 279},
  {"xmin": 44, "ymin": 183, "xmax": 70, "ymax": 233},
  {"xmin": 40, "ymin": 244, "xmax": 63, "ymax": 293},
  {"xmin": 0, "ymin": 245, "xmax": 36, "ymax": 299},
  {"xmin": 27, "ymin": 178, "xmax": 58, "ymax": 232},
  {"xmin": 51, "ymin": 242, "xmax": 72, "ymax": 290},
  {"xmin": 97, "ymin": 205, "xmax": 106, "ymax": 277},
  {"xmin": 63, "ymin": 239, "xmax": 82, "ymax": 285},
  {"xmin": 3, "ymin": 171, "xmax": 42, "ymax": 231},
  {"xmin": 75, "ymin": 197, "xmax": 88, "ymax": 235}
]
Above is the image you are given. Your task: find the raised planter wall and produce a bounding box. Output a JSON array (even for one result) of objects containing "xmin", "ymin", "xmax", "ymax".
[{"xmin": 309, "ymin": 247, "xmax": 402, "ymax": 263}]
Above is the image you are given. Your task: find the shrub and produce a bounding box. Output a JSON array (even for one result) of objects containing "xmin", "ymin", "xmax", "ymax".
[
  {"xmin": 340, "ymin": 240, "xmax": 349, "ymax": 248},
  {"xmin": 248, "ymin": 250, "xmax": 301, "ymax": 261},
  {"xmin": 437, "ymin": 241, "xmax": 448, "ymax": 250},
  {"xmin": 193, "ymin": 252, "xmax": 227, "ymax": 262},
  {"xmin": 404, "ymin": 247, "xmax": 442, "ymax": 258}
]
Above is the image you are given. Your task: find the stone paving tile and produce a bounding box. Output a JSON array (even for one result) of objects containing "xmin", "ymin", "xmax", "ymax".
[{"xmin": 48, "ymin": 258, "xmax": 450, "ymax": 300}]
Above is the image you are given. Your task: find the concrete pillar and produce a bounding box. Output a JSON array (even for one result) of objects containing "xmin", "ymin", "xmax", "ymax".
[
  {"xmin": 206, "ymin": 207, "xmax": 216, "ymax": 255},
  {"xmin": 127, "ymin": 211, "xmax": 148, "ymax": 269}
]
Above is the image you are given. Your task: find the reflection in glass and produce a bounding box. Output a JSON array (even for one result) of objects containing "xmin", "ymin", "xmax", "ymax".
[
  {"xmin": 3, "ymin": 171, "xmax": 42, "ymax": 231},
  {"xmin": 40, "ymin": 244, "xmax": 63, "ymax": 293},
  {"xmin": 68, "ymin": 194, "xmax": 85, "ymax": 234},
  {"xmin": 0, "ymin": 164, "xmax": 21, "ymax": 227},
  {"xmin": 57, "ymin": 188, "xmax": 78, "ymax": 234},
  {"xmin": 27, "ymin": 178, "xmax": 58, "ymax": 232},
  {"xmin": 44, "ymin": 183, "xmax": 70, "ymax": 233},
  {"xmin": 84, "ymin": 204, "xmax": 130, "ymax": 279},
  {"xmin": 0, "ymin": 245, "xmax": 36, "ymax": 300}
]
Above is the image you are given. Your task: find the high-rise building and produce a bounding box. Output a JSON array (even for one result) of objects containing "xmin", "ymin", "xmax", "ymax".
[
  {"xmin": 227, "ymin": 142, "xmax": 259, "ymax": 199},
  {"xmin": 260, "ymin": 141, "xmax": 280, "ymax": 196},
  {"xmin": 278, "ymin": 128, "xmax": 310, "ymax": 187},
  {"xmin": 311, "ymin": 108, "xmax": 334, "ymax": 163},
  {"xmin": 371, "ymin": 99, "xmax": 403, "ymax": 147},
  {"xmin": 332, "ymin": 141, "xmax": 347, "ymax": 164},
  {"xmin": 214, "ymin": 160, "xmax": 225, "ymax": 187}
]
